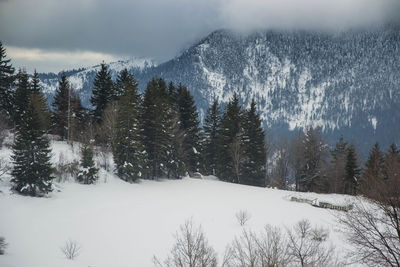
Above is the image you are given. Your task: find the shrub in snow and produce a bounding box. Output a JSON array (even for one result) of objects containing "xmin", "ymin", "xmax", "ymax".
[
  {"xmin": 60, "ymin": 240, "xmax": 81, "ymax": 260},
  {"xmin": 0, "ymin": 236, "xmax": 7, "ymax": 255},
  {"xmin": 153, "ymin": 219, "xmax": 217, "ymax": 267},
  {"xmin": 223, "ymin": 225, "xmax": 291, "ymax": 267},
  {"xmin": 235, "ymin": 210, "xmax": 251, "ymax": 226},
  {"xmin": 77, "ymin": 143, "xmax": 98, "ymax": 184}
]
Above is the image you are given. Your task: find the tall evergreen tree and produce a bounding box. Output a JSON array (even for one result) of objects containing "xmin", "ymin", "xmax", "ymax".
[
  {"xmin": 90, "ymin": 63, "xmax": 114, "ymax": 124},
  {"xmin": 77, "ymin": 142, "xmax": 98, "ymax": 184},
  {"xmin": 383, "ymin": 143, "xmax": 400, "ymax": 180},
  {"xmin": 13, "ymin": 70, "xmax": 31, "ymax": 125},
  {"xmin": 241, "ymin": 99, "xmax": 266, "ymax": 186},
  {"xmin": 176, "ymin": 84, "xmax": 200, "ymax": 173},
  {"xmin": 51, "ymin": 74, "xmax": 70, "ymax": 140},
  {"xmin": 114, "ymin": 70, "xmax": 147, "ymax": 182},
  {"xmin": 142, "ymin": 78, "xmax": 174, "ymax": 179},
  {"xmin": 201, "ymin": 99, "xmax": 221, "ymax": 175},
  {"xmin": 11, "ymin": 96, "xmax": 53, "ymax": 196},
  {"xmin": 329, "ymin": 136, "xmax": 348, "ymax": 193},
  {"xmin": 217, "ymin": 93, "xmax": 243, "ymax": 183},
  {"xmin": 299, "ymin": 127, "xmax": 327, "ymax": 192},
  {"xmin": 0, "ymin": 42, "xmax": 15, "ymax": 121},
  {"xmin": 31, "ymin": 70, "xmax": 41, "ymax": 94},
  {"xmin": 362, "ymin": 142, "xmax": 385, "ymax": 193},
  {"xmin": 344, "ymin": 144, "xmax": 360, "ymax": 195}
]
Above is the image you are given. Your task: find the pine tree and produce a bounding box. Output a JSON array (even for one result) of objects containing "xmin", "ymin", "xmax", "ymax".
[
  {"xmin": 114, "ymin": 70, "xmax": 147, "ymax": 182},
  {"xmin": 11, "ymin": 96, "xmax": 53, "ymax": 196},
  {"xmin": 69, "ymin": 91, "xmax": 87, "ymax": 141},
  {"xmin": 383, "ymin": 143, "xmax": 400, "ymax": 181},
  {"xmin": 362, "ymin": 142, "xmax": 385, "ymax": 193},
  {"xmin": 31, "ymin": 70, "xmax": 41, "ymax": 94},
  {"xmin": 344, "ymin": 144, "xmax": 360, "ymax": 195},
  {"xmin": 329, "ymin": 136, "xmax": 348, "ymax": 193},
  {"xmin": 51, "ymin": 74, "xmax": 69, "ymax": 140},
  {"xmin": 142, "ymin": 78, "xmax": 183, "ymax": 179},
  {"xmin": 241, "ymin": 99, "xmax": 266, "ymax": 186},
  {"xmin": 176, "ymin": 84, "xmax": 200, "ymax": 173},
  {"xmin": 217, "ymin": 93, "xmax": 243, "ymax": 183},
  {"xmin": 77, "ymin": 143, "xmax": 98, "ymax": 184},
  {"xmin": 90, "ymin": 63, "xmax": 114, "ymax": 124},
  {"xmin": 13, "ymin": 70, "xmax": 31, "ymax": 125},
  {"xmin": 299, "ymin": 127, "xmax": 327, "ymax": 192},
  {"xmin": 0, "ymin": 42, "xmax": 15, "ymax": 121},
  {"xmin": 201, "ymin": 99, "xmax": 221, "ymax": 175}
]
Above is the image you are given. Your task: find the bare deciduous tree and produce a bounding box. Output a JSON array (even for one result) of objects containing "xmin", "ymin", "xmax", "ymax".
[
  {"xmin": 235, "ymin": 210, "xmax": 251, "ymax": 226},
  {"xmin": 60, "ymin": 240, "xmax": 81, "ymax": 260},
  {"xmin": 223, "ymin": 225, "xmax": 292, "ymax": 267},
  {"xmin": 229, "ymin": 137, "xmax": 243, "ymax": 184},
  {"xmin": 154, "ymin": 219, "xmax": 218, "ymax": 267},
  {"xmin": 286, "ymin": 219, "xmax": 338, "ymax": 267},
  {"xmin": 340, "ymin": 161, "xmax": 400, "ymax": 267}
]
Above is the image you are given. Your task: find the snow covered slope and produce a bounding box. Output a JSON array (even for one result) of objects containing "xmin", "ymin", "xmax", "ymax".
[{"xmin": 0, "ymin": 141, "xmax": 355, "ymax": 267}]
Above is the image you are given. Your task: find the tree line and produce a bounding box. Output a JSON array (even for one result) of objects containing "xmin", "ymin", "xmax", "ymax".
[
  {"xmin": 0, "ymin": 41, "xmax": 399, "ymax": 200},
  {"xmin": 0, "ymin": 42, "xmax": 266, "ymax": 196}
]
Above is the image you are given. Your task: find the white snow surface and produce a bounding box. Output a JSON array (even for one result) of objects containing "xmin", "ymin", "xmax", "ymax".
[{"xmin": 0, "ymin": 141, "xmax": 357, "ymax": 267}]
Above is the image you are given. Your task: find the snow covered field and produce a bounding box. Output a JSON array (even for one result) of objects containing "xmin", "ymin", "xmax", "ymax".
[{"xmin": 0, "ymin": 141, "xmax": 356, "ymax": 267}]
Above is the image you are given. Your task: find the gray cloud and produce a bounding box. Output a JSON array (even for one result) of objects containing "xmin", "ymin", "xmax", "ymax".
[{"xmin": 0, "ymin": 0, "xmax": 399, "ymax": 72}]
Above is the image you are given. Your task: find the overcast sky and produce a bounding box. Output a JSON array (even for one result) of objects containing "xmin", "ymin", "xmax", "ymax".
[{"xmin": 1, "ymin": 0, "xmax": 399, "ymax": 73}]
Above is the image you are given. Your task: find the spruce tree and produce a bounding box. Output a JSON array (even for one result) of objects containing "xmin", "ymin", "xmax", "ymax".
[
  {"xmin": 176, "ymin": 84, "xmax": 200, "ymax": 173},
  {"xmin": 299, "ymin": 127, "xmax": 327, "ymax": 192},
  {"xmin": 0, "ymin": 42, "xmax": 15, "ymax": 121},
  {"xmin": 11, "ymin": 96, "xmax": 53, "ymax": 196},
  {"xmin": 51, "ymin": 74, "xmax": 70, "ymax": 140},
  {"xmin": 217, "ymin": 93, "xmax": 243, "ymax": 183},
  {"xmin": 383, "ymin": 143, "xmax": 400, "ymax": 180},
  {"xmin": 362, "ymin": 142, "xmax": 385, "ymax": 193},
  {"xmin": 13, "ymin": 70, "xmax": 31, "ymax": 124},
  {"xmin": 201, "ymin": 99, "xmax": 221, "ymax": 175},
  {"xmin": 142, "ymin": 78, "xmax": 182, "ymax": 179},
  {"xmin": 241, "ymin": 99, "xmax": 266, "ymax": 186},
  {"xmin": 31, "ymin": 70, "xmax": 41, "ymax": 93},
  {"xmin": 329, "ymin": 136, "xmax": 348, "ymax": 193},
  {"xmin": 114, "ymin": 70, "xmax": 147, "ymax": 182},
  {"xmin": 77, "ymin": 143, "xmax": 98, "ymax": 184},
  {"xmin": 90, "ymin": 63, "xmax": 114, "ymax": 124},
  {"xmin": 344, "ymin": 144, "xmax": 360, "ymax": 195}
]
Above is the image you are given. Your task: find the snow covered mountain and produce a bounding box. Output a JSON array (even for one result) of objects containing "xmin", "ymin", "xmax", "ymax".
[{"xmin": 39, "ymin": 26, "xmax": 400, "ymax": 152}]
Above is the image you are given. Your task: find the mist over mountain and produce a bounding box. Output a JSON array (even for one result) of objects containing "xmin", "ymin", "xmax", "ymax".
[{"xmin": 38, "ymin": 26, "xmax": 400, "ymax": 154}]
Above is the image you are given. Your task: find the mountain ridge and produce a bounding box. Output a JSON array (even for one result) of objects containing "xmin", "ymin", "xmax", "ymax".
[{"xmin": 38, "ymin": 27, "xmax": 400, "ymax": 153}]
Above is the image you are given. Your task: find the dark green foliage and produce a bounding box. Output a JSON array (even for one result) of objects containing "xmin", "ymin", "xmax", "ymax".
[
  {"xmin": 0, "ymin": 42, "xmax": 15, "ymax": 121},
  {"xmin": 51, "ymin": 74, "xmax": 70, "ymax": 140},
  {"xmin": 383, "ymin": 143, "xmax": 399, "ymax": 180},
  {"xmin": 217, "ymin": 93, "xmax": 243, "ymax": 183},
  {"xmin": 90, "ymin": 63, "xmax": 114, "ymax": 124},
  {"xmin": 52, "ymin": 74, "xmax": 86, "ymax": 141},
  {"xmin": 77, "ymin": 143, "xmax": 98, "ymax": 184},
  {"xmin": 142, "ymin": 78, "xmax": 184, "ymax": 179},
  {"xmin": 201, "ymin": 100, "xmax": 221, "ymax": 175},
  {"xmin": 241, "ymin": 99, "xmax": 266, "ymax": 186},
  {"xmin": 364, "ymin": 143, "xmax": 385, "ymax": 180},
  {"xmin": 13, "ymin": 70, "xmax": 31, "ymax": 124},
  {"xmin": 299, "ymin": 127, "xmax": 327, "ymax": 192},
  {"xmin": 114, "ymin": 70, "xmax": 147, "ymax": 182},
  {"xmin": 331, "ymin": 136, "xmax": 348, "ymax": 161},
  {"xmin": 31, "ymin": 70, "xmax": 41, "ymax": 94},
  {"xmin": 11, "ymin": 96, "xmax": 53, "ymax": 196},
  {"xmin": 176, "ymin": 84, "xmax": 200, "ymax": 173},
  {"xmin": 344, "ymin": 144, "xmax": 360, "ymax": 195}
]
